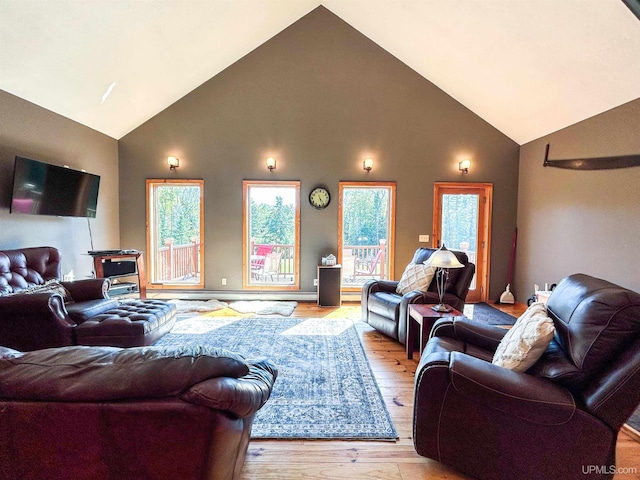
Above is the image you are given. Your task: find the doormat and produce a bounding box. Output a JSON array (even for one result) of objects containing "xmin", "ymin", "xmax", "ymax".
[{"xmin": 155, "ymin": 316, "xmax": 397, "ymax": 440}]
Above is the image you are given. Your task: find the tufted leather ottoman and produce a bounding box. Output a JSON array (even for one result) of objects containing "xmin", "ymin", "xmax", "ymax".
[{"xmin": 74, "ymin": 299, "xmax": 177, "ymax": 347}]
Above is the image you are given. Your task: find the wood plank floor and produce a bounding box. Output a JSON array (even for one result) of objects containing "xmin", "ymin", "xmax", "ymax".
[{"xmin": 240, "ymin": 302, "xmax": 640, "ymax": 480}]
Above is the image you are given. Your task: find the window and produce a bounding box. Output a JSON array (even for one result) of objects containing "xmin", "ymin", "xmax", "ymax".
[
  {"xmin": 243, "ymin": 181, "xmax": 300, "ymax": 289},
  {"xmin": 146, "ymin": 179, "xmax": 204, "ymax": 289},
  {"xmin": 338, "ymin": 182, "xmax": 396, "ymax": 291}
]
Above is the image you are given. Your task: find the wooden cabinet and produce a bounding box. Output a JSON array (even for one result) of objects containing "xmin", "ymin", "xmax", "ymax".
[
  {"xmin": 91, "ymin": 252, "xmax": 146, "ymax": 299},
  {"xmin": 317, "ymin": 265, "xmax": 341, "ymax": 307}
]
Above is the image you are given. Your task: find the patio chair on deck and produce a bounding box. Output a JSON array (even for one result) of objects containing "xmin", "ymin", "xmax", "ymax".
[
  {"xmin": 354, "ymin": 249, "xmax": 383, "ymax": 279},
  {"xmin": 251, "ymin": 245, "xmax": 274, "ymax": 279},
  {"xmin": 257, "ymin": 252, "xmax": 282, "ymax": 282}
]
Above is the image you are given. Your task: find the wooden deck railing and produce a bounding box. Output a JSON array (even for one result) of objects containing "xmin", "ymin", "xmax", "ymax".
[
  {"xmin": 343, "ymin": 240, "xmax": 387, "ymax": 281},
  {"xmin": 156, "ymin": 240, "xmax": 200, "ymax": 281}
]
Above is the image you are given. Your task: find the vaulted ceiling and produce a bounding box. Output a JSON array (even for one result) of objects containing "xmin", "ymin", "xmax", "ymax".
[{"xmin": 1, "ymin": 1, "xmax": 639, "ymax": 144}]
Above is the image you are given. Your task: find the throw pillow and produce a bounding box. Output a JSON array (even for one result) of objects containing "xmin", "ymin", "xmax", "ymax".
[
  {"xmin": 396, "ymin": 263, "xmax": 436, "ymax": 295},
  {"xmin": 492, "ymin": 302, "xmax": 555, "ymax": 372},
  {"xmin": 6, "ymin": 279, "xmax": 73, "ymax": 303}
]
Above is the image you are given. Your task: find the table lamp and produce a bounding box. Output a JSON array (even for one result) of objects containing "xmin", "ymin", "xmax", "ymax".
[{"xmin": 424, "ymin": 244, "xmax": 464, "ymax": 312}]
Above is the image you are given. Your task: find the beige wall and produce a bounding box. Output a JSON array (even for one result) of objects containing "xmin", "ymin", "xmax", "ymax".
[
  {"xmin": 516, "ymin": 98, "xmax": 640, "ymax": 300},
  {"xmin": 0, "ymin": 90, "xmax": 120, "ymax": 279},
  {"xmin": 119, "ymin": 7, "xmax": 519, "ymax": 296}
]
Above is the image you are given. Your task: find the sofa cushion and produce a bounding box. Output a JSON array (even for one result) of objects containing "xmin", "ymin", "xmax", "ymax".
[
  {"xmin": 493, "ymin": 302, "xmax": 555, "ymax": 372},
  {"xmin": 396, "ymin": 263, "xmax": 436, "ymax": 295},
  {"xmin": 368, "ymin": 291, "xmax": 402, "ymax": 318},
  {"xmin": 0, "ymin": 345, "xmax": 249, "ymax": 402}
]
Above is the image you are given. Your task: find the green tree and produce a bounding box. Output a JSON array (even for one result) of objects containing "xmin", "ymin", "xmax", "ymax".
[
  {"xmin": 343, "ymin": 188, "xmax": 388, "ymax": 246},
  {"xmin": 157, "ymin": 185, "xmax": 200, "ymax": 248}
]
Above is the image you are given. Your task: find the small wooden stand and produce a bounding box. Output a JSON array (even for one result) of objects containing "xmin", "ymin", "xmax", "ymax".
[
  {"xmin": 407, "ymin": 303, "xmax": 463, "ymax": 359},
  {"xmin": 92, "ymin": 252, "xmax": 146, "ymax": 299},
  {"xmin": 317, "ymin": 265, "xmax": 342, "ymax": 307}
]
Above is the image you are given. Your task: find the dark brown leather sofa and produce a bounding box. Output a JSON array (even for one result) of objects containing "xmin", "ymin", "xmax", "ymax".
[
  {"xmin": 0, "ymin": 246, "xmax": 175, "ymax": 350},
  {"xmin": 0, "ymin": 344, "xmax": 277, "ymax": 480},
  {"xmin": 413, "ymin": 273, "xmax": 640, "ymax": 480},
  {"xmin": 361, "ymin": 247, "xmax": 475, "ymax": 345}
]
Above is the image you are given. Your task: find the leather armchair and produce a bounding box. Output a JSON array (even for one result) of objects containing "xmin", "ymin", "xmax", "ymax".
[
  {"xmin": 361, "ymin": 247, "xmax": 475, "ymax": 345},
  {"xmin": 0, "ymin": 344, "xmax": 277, "ymax": 480},
  {"xmin": 0, "ymin": 247, "xmax": 116, "ymax": 350},
  {"xmin": 413, "ymin": 274, "xmax": 640, "ymax": 480}
]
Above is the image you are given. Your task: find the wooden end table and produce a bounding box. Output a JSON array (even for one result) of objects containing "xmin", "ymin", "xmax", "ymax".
[{"xmin": 407, "ymin": 304, "xmax": 464, "ymax": 359}]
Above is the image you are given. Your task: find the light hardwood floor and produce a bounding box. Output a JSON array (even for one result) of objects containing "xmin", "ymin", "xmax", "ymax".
[{"xmin": 240, "ymin": 302, "xmax": 640, "ymax": 480}]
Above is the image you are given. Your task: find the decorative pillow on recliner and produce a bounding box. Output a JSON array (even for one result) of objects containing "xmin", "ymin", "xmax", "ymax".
[
  {"xmin": 492, "ymin": 302, "xmax": 555, "ymax": 372},
  {"xmin": 396, "ymin": 263, "xmax": 436, "ymax": 295},
  {"xmin": 6, "ymin": 279, "xmax": 73, "ymax": 303}
]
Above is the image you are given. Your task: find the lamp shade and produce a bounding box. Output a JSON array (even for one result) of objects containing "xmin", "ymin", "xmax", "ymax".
[{"xmin": 424, "ymin": 244, "xmax": 464, "ymax": 269}]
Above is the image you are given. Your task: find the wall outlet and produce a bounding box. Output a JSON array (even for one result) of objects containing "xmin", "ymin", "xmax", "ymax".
[
  {"xmin": 313, "ymin": 278, "xmax": 318, "ymax": 286},
  {"xmin": 419, "ymin": 234, "xmax": 430, "ymax": 243},
  {"xmin": 221, "ymin": 278, "xmax": 227, "ymax": 286}
]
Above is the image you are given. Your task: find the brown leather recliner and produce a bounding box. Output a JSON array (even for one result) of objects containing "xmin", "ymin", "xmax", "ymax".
[
  {"xmin": 361, "ymin": 247, "xmax": 475, "ymax": 345},
  {"xmin": 0, "ymin": 344, "xmax": 277, "ymax": 480},
  {"xmin": 413, "ymin": 273, "xmax": 640, "ymax": 480}
]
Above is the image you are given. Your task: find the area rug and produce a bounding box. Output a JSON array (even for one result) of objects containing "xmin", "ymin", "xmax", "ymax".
[
  {"xmin": 154, "ymin": 316, "xmax": 397, "ymax": 440},
  {"xmin": 465, "ymin": 302, "xmax": 517, "ymax": 326},
  {"xmin": 227, "ymin": 300, "xmax": 298, "ymax": 316},
  {"xmin": 168, "ymin": 299, "xmax": 228, "ymax": 314},
  {"xmin": 628, "ymin": 410, "xmax": 640, "ymax": 433}
]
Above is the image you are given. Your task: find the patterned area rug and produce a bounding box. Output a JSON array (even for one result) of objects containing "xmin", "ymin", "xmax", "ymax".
[{"xmin": 154, "ymin": 316, "xmax": 397, "ymax": 440}]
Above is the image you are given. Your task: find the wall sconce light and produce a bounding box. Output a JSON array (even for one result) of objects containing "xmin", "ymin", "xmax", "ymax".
[
  {"xmin": 459, "ymin": 159, "xmax": 471, "ymax": 174},
  {"xmin": 363, "ymin": 158, "xmax": 373, "ymax": 173},
  {"xmin": 167, "ymin": 156, "xmax": 179, "ymax": 171},
  {"xmin": 266, "ymin": 157, "xmax": 276, "ymax": 172}
]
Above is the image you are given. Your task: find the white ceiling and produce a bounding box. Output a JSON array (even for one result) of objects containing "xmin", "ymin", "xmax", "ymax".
[{"xmin": 1, "ymin": 0, "xmax": 639, "ymax": 144}]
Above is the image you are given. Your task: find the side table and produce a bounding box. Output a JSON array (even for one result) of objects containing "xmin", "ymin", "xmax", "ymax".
[{"xmin": 407, "ymin": 304, "xmax": 463, "ymax": 359}]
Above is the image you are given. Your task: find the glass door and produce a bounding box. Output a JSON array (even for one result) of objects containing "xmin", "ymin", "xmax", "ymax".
[
  {"xmin": 242, "ymin": 180, "xmax": 300, "ymax": 290},
  {"xmin": 433, "ymin": 183, "xmax": 492, "ymax": 303},
  {"xmin": 146, "ymin": 179, "xmax": 204, "ymax": 289},
  {"xmin": 338, "ymin": 182, "xmax": 396, "ymax": 292}
]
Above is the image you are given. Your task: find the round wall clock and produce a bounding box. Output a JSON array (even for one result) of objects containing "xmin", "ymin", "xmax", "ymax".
[{"xmin": 309, "ymin": 186, "xmax": 330, "ymax": 209}]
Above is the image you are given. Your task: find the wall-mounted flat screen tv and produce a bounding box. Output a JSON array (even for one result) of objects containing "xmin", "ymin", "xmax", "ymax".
[{"xmin": 10, "ymin": 156, "xmax": 100, "ymax": 218}]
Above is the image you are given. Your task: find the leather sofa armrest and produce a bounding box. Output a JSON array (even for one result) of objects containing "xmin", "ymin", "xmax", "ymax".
[
  {"xmin": 431, "ymin": 317, "xmax": 507, "ymax": 352},
  {"xmin": 0, "ymin": 292, "xmax": 68, "ymax": 316},
  {"xmin": 0, "ymin": 293, "xmax": 75, "ymax": 331},
  {"xmin": 181, "ymin": 358, "xmax": 278, "ymax": 418},
  {"xmin": 449, "ymin": 352, "xmax": 575, "ymax": 425},
  {"xmin": 62, "ymin": 278, "xmax": 110, "ymax": 302},
  {"xmin": 368, "ymin": 280, "xmax": 399, "ymax": 294}
]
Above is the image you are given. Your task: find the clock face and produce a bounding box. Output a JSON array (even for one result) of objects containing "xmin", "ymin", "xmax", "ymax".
[{"xmin": 309, "ymin": 187, "xmax": 330, "ymax": 209}]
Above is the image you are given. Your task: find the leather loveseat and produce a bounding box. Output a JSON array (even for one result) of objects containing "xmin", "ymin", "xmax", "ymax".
[
  {"xmin": 0, "ymin": 344, "xmax": 277, "ymax": 480},
  {"xmin": 413, "ymin": 274, "xmax": 640, "ymax": 480},
  {"xmin": 0, "ymin": 246, "xmax": 175, "ymax": 350},
  {"xmin": 361, "ymin": 247, "xmax": 475, "ymax": 346}
]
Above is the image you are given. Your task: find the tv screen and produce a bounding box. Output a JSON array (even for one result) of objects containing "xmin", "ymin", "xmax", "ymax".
[{"xmin": 10, "ymin": 156, "xmax": 100, "ymax": 218}]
